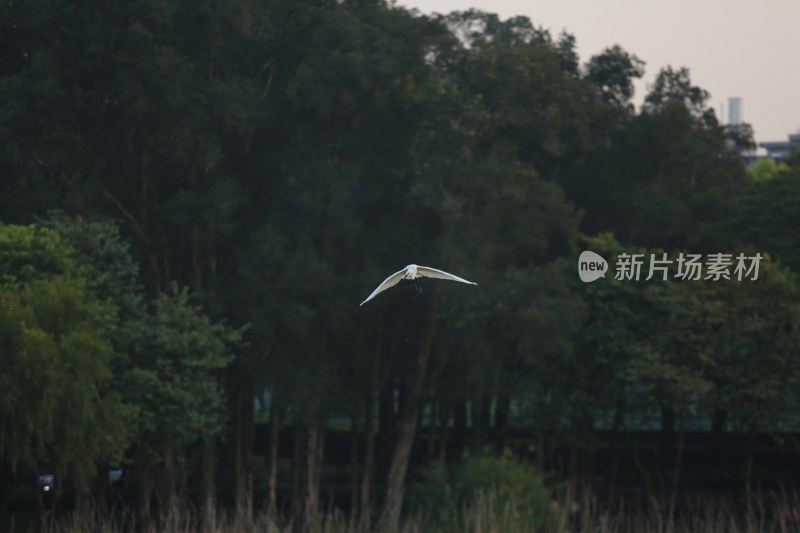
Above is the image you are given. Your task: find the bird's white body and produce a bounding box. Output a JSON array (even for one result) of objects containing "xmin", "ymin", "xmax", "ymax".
[
  {"xmin": 360, "ymin": 264, "xmax": 477, "ymax": 306},
  {"xmin": 404, "ymin": 264, "xmax": 419, "ymax": 280}
]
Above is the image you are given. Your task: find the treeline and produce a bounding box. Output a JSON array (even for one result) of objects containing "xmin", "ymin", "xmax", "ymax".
[
  {"xmin": 0, "ymin": 218, "xmax": 240, "ymax": 523},
  {"xmin": 2, "ymin": 0, "xmax": 800, "ymax": 531}
]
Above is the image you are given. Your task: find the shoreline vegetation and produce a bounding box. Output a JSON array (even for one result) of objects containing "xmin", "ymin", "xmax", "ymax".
[
  {"xmin": 3, "ymin": 1, "xmax": 800, "ymax": 532},
  {"xmin": 14, "ymin": 454, "xmax": 800, "ymax": 532},
  {"xmin": 24, "ymin": 490, "xmax": 800, "ymax": 533}
]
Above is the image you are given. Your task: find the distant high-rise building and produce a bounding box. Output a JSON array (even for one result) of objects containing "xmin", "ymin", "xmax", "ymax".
[
  {"xmin": 759, "ymin": 133, "xmax": 800, "ymax": 162},
  {"xmin": 728, "ymin": 97, "xmax": 742, "ymax": 126}
]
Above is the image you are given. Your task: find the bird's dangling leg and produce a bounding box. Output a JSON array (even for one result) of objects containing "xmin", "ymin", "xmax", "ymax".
[{"xmin": 414, "ymin": 281, "xmax": 422, "ymax": 294}]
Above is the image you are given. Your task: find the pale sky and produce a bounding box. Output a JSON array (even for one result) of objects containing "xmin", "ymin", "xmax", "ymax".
[{"xmin": 399, "ymin": 0, "xmax": 800, "ymax": 144}]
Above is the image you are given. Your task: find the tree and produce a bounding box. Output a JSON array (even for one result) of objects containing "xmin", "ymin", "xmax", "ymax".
[
  {"xmin": 121, "ymin": 286, "xmax": 239, "ymax": 520},
  {"xmin": 725, "ymin": 123, "xmax": 756, "ymax": 159},
  {"xmin": 733, "ymin": 165, "xmax": 800, "ymax": 272},
  {"xmin": 44, "ymin": 216, "xmax": 242, "ymax": 521},
  {"xmin": 0, "ymin": 223, "xmax": 131, "ymax": 515},
  {"xmin": 369, "ymin": 11, "xmax": 585, "ymax": 527},
  {"xmin": 576, "ymin": 66, "xmax": 749, "ymax": 250},
  {"xmin": 747, "ymin": 158, "xmax": 791, "ymax": 182},
  {"xmin": 643, "ymin": 66, "xmax": 710, "ymax": 118},
  {"xmin": 585, "ymin": 44, "xmax": 645, "ymax": 112}
]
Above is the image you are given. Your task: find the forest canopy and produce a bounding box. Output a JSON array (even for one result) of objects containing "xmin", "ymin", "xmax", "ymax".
[{"xmin": 1, "ymin": 1, "xmax": 799, "ymax": 531}]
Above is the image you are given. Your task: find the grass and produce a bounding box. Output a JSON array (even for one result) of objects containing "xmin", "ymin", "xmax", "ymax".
[{"xmin": 18, "ymin": 490, "xmax": 800, "ymax": 533}]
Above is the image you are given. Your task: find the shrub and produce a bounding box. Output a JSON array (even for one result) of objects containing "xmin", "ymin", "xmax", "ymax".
[{"xmin": 410, "ymin": 452, "xmax": 559, "ymax": 531}]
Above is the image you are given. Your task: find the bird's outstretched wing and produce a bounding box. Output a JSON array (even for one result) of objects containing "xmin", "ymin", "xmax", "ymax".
[
  {"xmin": 416, "ymin": 266, "xmax": 477, "ymax": 285},
  {"xmin": 360, "ymin": 268, "xmax": 408, "ymax": 306}
]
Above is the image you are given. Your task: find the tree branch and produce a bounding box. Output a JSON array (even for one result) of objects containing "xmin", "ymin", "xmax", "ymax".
[{"xmin": 101, "ymin": 186, "xmax": 149, "ymax": 243}]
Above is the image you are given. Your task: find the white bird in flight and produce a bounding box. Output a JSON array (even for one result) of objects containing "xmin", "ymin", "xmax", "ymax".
[{"xmin": 360, "ymin": 264, "xmax": 477, "ymax": 306}]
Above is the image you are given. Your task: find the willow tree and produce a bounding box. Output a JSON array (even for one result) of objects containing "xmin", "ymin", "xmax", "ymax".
[{"xmin": 0, "ymin": 224, "xmax": 131, "ymax": 516}]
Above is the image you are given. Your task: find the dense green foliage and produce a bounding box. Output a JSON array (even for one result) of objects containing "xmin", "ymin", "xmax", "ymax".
[
  {"xmin": 1, "ymin": 0, "xmax": 800, "ymax": 529},
  {"xmin": 411, "ymin": 454, "xmax": 558, "ymax": 531},
  {"xmin": 0, "ymin": 220, "xmax": 240, "ymax": 508},
  {"xmin": 0, "ymin": 224, "xmax": 129, "ymax": 487}
]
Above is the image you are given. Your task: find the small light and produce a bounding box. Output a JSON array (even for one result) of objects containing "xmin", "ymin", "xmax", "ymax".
[{"xmin": 43, "ymin": 485, "xmax": 51, "ymax": 492}]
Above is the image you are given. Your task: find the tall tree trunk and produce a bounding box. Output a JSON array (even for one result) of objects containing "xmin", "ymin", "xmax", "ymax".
[
  {"xmin": 567, "ymin": 444, "xmax": 579, "ymax": 508},
  {"xmin": 537, "ymin": 434, "xmax": 545, "ymax": 472},
  {"xmin": 427, "ymin": 401, "xmax": 438, "ymax": 462},
  {"xmin": 438, "ymin": 404, "xmax": 450, "ymax": 461},
  {"xmin": 291, "ymin": 423, "xmax": 308, "ymax": 530},
  {"xmin": 267, "ymin": 405, "xmax": 282, "ymax": 516},
  {"xmin": 291, "ymin": 415, "xmax": 326, "ymax": 533},
  {"xmin": 711, "ymin": 409, "xmax": 727, "ymax": 444},
  {"xmin": 91, "ymin": 463, "xmax": 110, "ymax": 517},
  {"xmin": 360, "ymin": 359, "xmax": 380, "ymax": 531},
  {"xmin": 659, "ymin": 400, "xmax": 676, "ymax": 494},
  {"xmin": 607, "ymin": 387, "xmax": 626, "ymax": 503},
  {"xmin": 72, "ymin": 463, "xmax": 92, "ymax": 525},
  {"xmin": 349, "ymin": 413, "xmax": 360, "ymax": 525},
  {"xmin": 137, "ymin": 462, "xmax": 154, "ymax": 527},
  {"xmin": 360, "ymin": 422, "xmax": 378, "ymax": 532},
  {"xmin": 667, "ymin": 422, "xmax": 685, "ymax": 533},
  {"xmin": 568, "ymin": 412, "xmax": 594, "ymax": 504},
  {"xmin": 200, "ymin": 439, "xmax": 217, "ymax": 533},
  {"xmin": 472, "ymin": 393, "xmax": 491, "ymax": 455},
  {"xmin": 629, "ymin": 433, "xmax": 653, "ymax": 497},
  {"xmin": 744, "ymin": 425, "xmax": 756, "ymax": 519},
  {"xmin": 453, "ymin": 399, "xmax": 467, "ymax": 459},
  {"xmin": 493, "ymin": 393, "xmax": 511, "ymax": 453},
  {"xmin": 234, "ymin": 379, "xmax": 254, "ymax": 526},
  {"xmin": 163, "ymin": 449, "xmax": 182, "ymax": 519},
  {"xmin": 378, "ymin": 302, "xmax": 441, "ymax": 530},
  {"xmin": 303, "ymin": 417, "xmax": 325, "ymax": 533},
  {"xmin": 711, "ymin": 408, "xmax": 727, "ymax": 484},
  {"xmin": 378, "ymin": 377, "xmax": 396, "ymax": 469},
  {"xmin": 396, "ymin": 373, "xmax": 407, "ymax": 433},
  {"xmin": 0, "ymin": 460, "xmax": 11, "ymax": 525}
]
